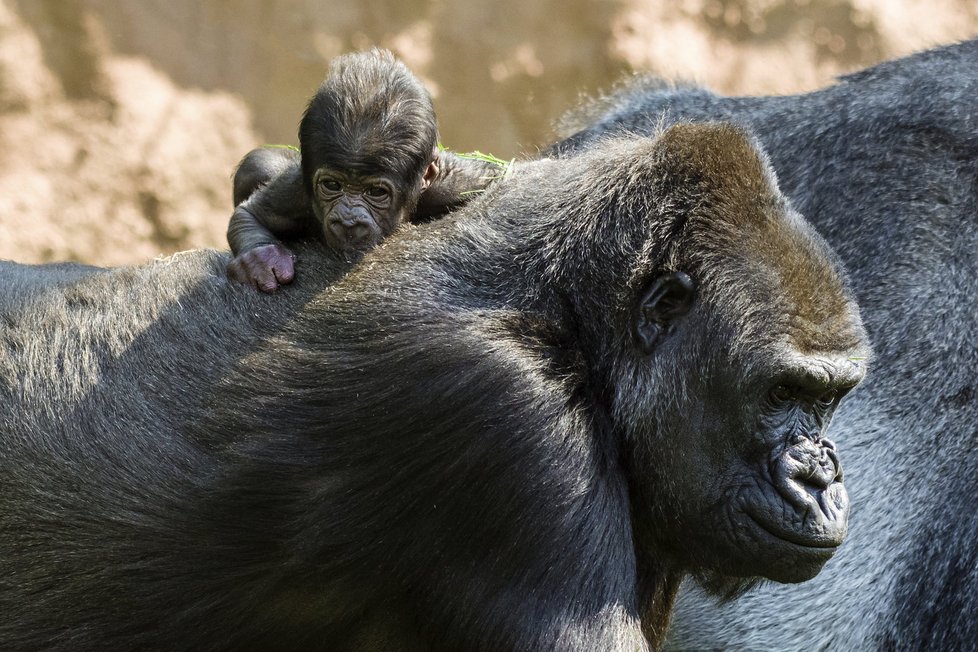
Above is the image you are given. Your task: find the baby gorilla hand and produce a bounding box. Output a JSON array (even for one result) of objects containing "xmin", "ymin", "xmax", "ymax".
[{"xmin": 227, "ymin": 243, "xmax": 296, "ymax": 292}]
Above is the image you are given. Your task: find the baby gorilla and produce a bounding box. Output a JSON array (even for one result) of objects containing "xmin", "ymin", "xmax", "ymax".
[{"xmin": 227, "ymin": 49, "xmax": 439, "ymax": 291}]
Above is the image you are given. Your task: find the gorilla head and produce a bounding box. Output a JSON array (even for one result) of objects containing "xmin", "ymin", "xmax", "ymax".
[{"xmin": 606, "ymin": 125, "xmax": 867, "ymax": 591}]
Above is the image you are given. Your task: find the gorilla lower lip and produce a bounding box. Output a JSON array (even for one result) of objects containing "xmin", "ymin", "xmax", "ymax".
[{"xmin": 745, "ymin": 510, "xmax": 841, "ymax": 550}]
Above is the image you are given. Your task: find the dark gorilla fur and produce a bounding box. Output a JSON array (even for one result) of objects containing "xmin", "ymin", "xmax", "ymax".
[
  {"xmin": 0, "ymin": 125, "xmax": 866, "ymax": 650},
  {"xmin": 554, "ymin": 38, "xmax": 978, "ymax": 651}
]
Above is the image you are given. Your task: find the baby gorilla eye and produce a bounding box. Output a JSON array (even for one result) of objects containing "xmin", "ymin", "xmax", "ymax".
[
  {"xmin": 320, "ymin": 179, "xmax": 342, "ymax": 193},
  {"xmin": 365, "ymin": 186, "xmax": 390, "ymax": 199}
]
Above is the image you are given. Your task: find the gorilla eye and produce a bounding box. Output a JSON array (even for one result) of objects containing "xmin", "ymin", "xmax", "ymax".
[
  {"xmin": 815, "ymin": 390, "xmax": 838, "ymax": 409},
  {"xmin": 320, "ymin": 179, "xmax": 342, "ymax": 193},
  {"xmin": 770, "ymin": 385, "xmax": 796, "ymax": 403},
  {"xmin": 365, "ymin": 187, "xmax": 389, "ymax": 199}
]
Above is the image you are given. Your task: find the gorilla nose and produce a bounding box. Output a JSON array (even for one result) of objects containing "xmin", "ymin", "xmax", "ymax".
[
  {"xmin": 775, "ymin": 438, "xmax": 842, "ymax": 491},
  {"xmin": 800, "ymin": 438, "xmax": 842, "ymax": 489},
  {"xmin": 329, "ymin": 219, "xmax": 372, "ymax": 243},
  {"xmin": 772, "ymin": 438, "xmax": 846, "ymax": 519}
]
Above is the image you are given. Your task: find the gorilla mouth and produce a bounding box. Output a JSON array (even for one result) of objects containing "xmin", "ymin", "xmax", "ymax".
[
  {"xmin": 719, "ymin": 448, "xmax": 849, "ymax": 583},
  {"xmin": 739, "ymin": 436, "xmax": 849, "ymax": 553},
  {"xmin": 744, "ymin": 507, "xmax": 842, "ymax": 551}
]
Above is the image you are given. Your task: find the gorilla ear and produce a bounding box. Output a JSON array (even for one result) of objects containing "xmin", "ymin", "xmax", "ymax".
[{"xmin": 635, "ymin": 272, "xmax": 696, "ymax": 354}]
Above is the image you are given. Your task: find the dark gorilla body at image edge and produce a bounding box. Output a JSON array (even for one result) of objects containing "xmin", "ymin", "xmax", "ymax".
[
  {"xmin": 550, "ymin": 39, "xmax": 978, "ymax": 651},
  {"xmin": 0, "ymin": 124, "xmax": 865, "ymax": 649}
]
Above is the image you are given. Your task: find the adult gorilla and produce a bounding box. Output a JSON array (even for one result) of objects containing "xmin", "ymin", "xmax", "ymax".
[
  {"xmin": 555, "ymin": 39, "xmax": 978, "ymax": 650},
  {"xmin": 0, "ymin": 124, "xmax": 866, "ymax": 650}
]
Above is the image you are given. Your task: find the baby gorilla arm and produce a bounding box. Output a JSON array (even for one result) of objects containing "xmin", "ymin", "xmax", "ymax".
[
  {"xmin": 414, "ymin": 150, "xmax": 508, "ymax": 222},
  {"xmin": 227, "ymin": 148, "xmax": 314, "ymax": 292}
]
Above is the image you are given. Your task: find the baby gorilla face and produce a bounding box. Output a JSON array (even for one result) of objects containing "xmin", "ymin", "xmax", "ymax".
[{"xmin": 312, "ymin": 167, "xmax": 407, "ymax": 255}]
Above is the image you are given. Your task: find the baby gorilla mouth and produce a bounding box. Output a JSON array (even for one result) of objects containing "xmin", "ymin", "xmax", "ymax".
[{"xmin": 328, "ymin": 218, "xmax": 379, "ymax": 248}]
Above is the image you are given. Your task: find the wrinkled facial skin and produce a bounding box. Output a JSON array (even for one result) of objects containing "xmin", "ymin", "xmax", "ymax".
[
  {"xmin": 312, "ymin": 166, "xmax": 414, "ymax": 255},
  {"xmin": 711, "ymin": 350, "xmax": 863, "ymax": 583},
  {"xmin": 634, "ymin": 315, "xmax": 867, "ymax": 588}
]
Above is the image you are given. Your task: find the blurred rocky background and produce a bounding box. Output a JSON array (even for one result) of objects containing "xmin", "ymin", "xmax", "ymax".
[{"xmin": 1, "ymin": 0, "xmax": 975, "ymax": 264}]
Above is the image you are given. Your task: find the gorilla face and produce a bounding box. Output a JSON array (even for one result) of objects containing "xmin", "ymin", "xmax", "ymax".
[
  {"xmin": 733, "ymin": 358, "xmax": 859, "ymax": 580},
  {"xmin": 655, "ymin": 337, "xmax": 864, "ymax": 584}
]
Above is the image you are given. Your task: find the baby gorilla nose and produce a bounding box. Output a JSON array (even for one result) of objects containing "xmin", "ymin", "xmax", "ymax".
[
  {"xmin": 329, "ymin": 219, "xmax": 364, "ymax": 237},
  {"xmin": 328, "ymin": 215, "xmax": 377, "ymax": 247}
]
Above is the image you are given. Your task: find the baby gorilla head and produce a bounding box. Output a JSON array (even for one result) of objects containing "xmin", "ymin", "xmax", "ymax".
[{"xmin": 299, "ymin": 49, "xmax": 439, "ymax": 256}]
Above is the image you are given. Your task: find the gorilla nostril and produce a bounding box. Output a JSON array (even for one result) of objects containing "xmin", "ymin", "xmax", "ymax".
[
  {"xmin": 329, "ymin": 220, "xmax": 373, "ymax": 243},
  {"xmin": 800, "ymin": 445, "xmax": 841, "ymax": 490},
  {"xmin": 351, "ymin": 223, "xmax": 370, "ymax": 240},
  {"xmin": 826, "ymin": 446, "xmax": 843, "ymax": 483}
]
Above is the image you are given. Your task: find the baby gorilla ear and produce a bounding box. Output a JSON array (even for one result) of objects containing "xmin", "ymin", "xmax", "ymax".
[
  {"xmin": 634, "ymin": 271, "xmax": 696, "ymax": 354},
  {"xmin": 421, "ymin": 158, "xmax": 439, "ymax": 190}
]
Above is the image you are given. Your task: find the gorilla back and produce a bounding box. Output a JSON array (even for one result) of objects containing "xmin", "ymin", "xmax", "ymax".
[
  {"xmin": 0, "ymin": 124, "xmax": 866, "ymax": 650},
  {"xmin": 557, "ymin": 39, "xmax": 978, "ymax": 650}
]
